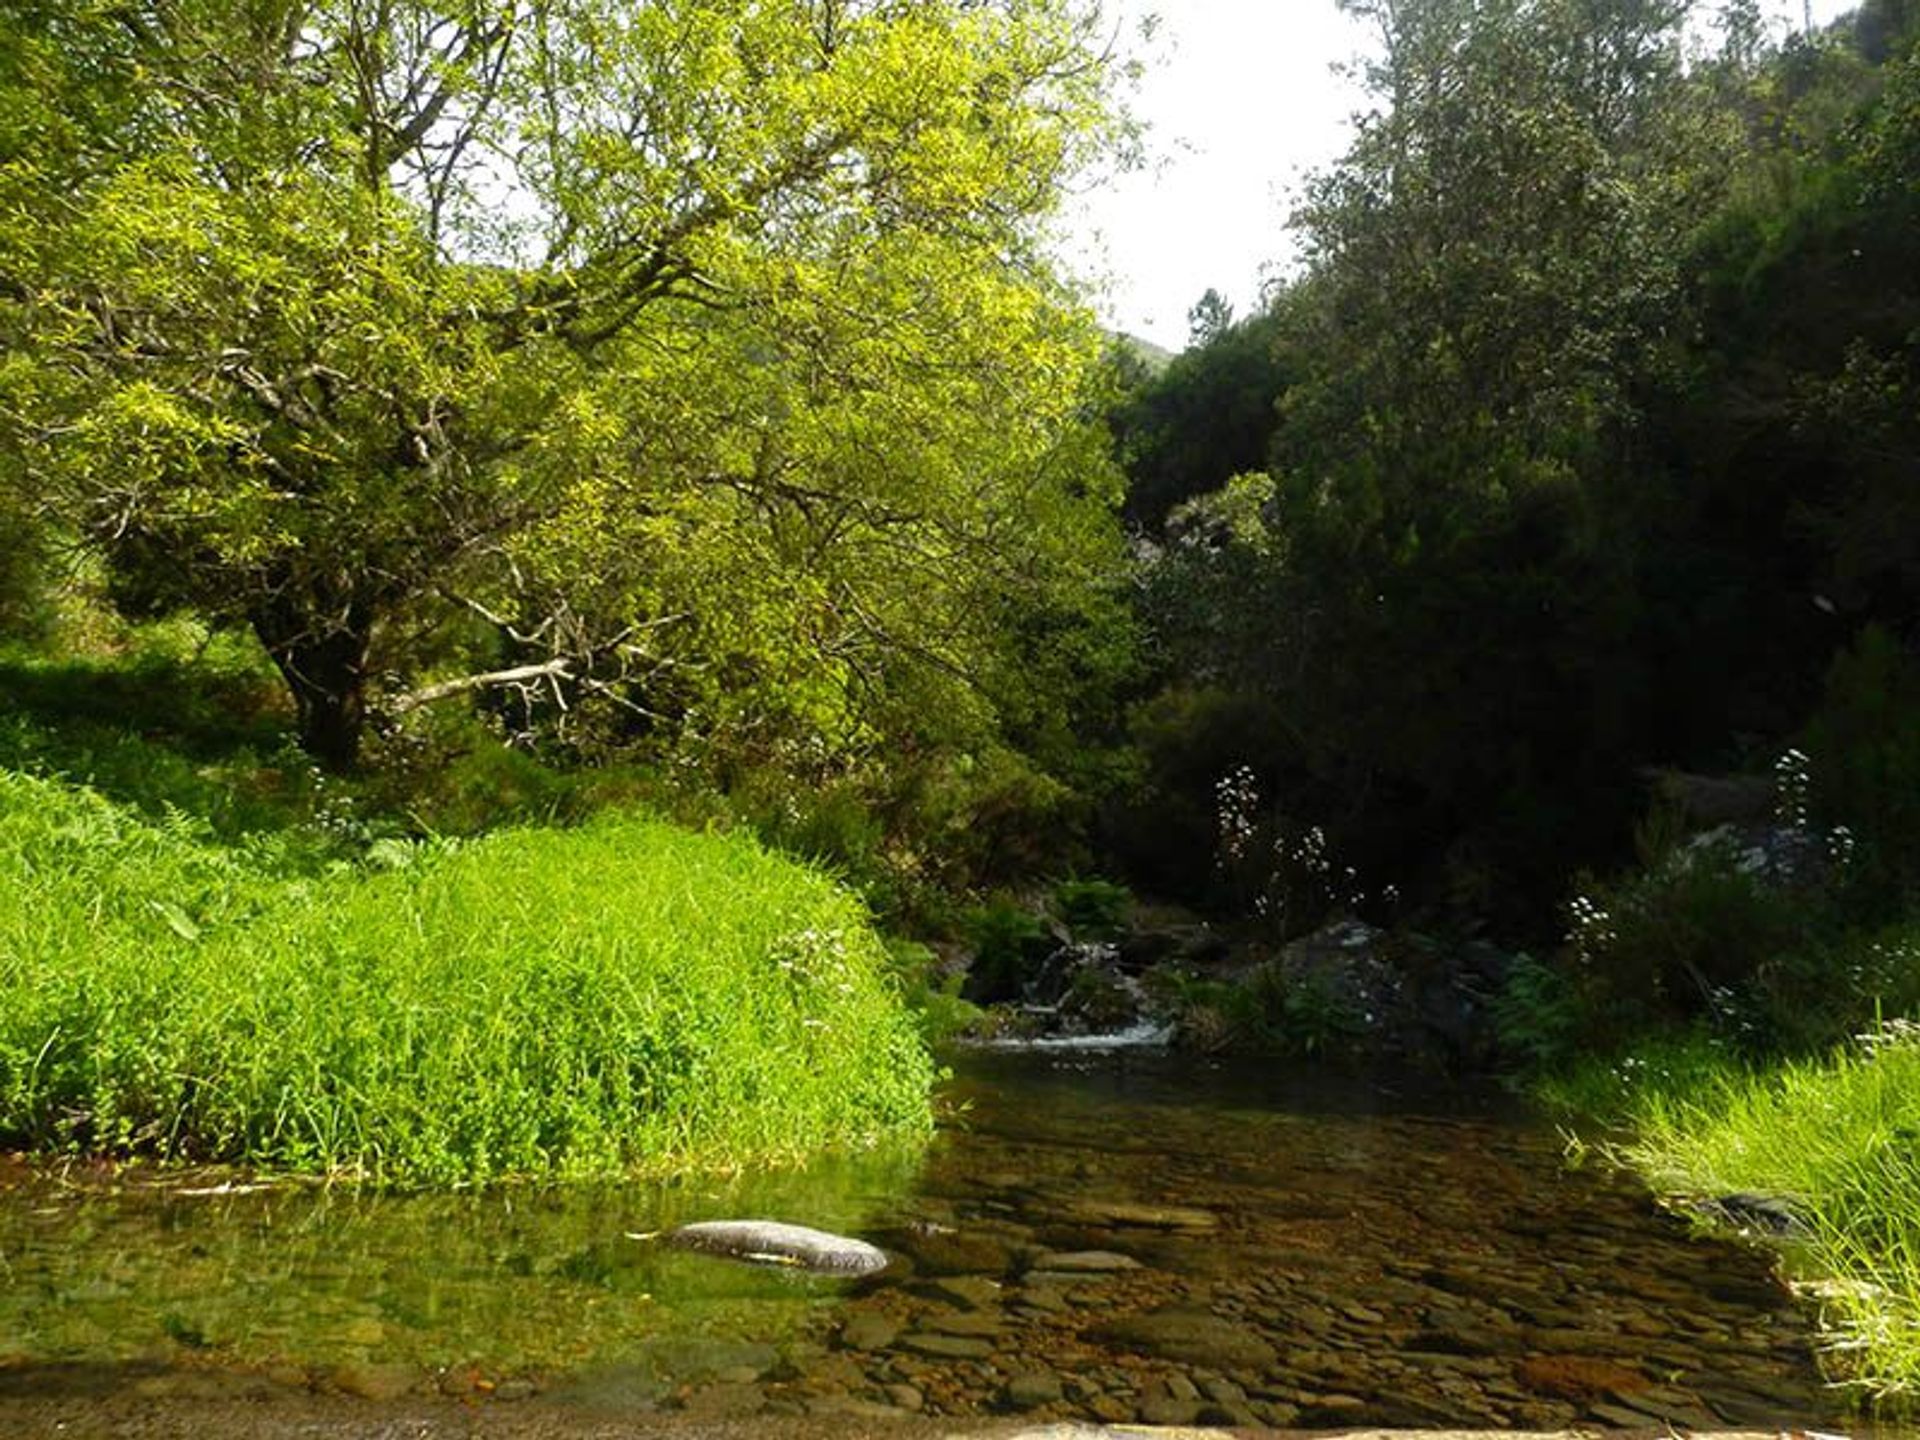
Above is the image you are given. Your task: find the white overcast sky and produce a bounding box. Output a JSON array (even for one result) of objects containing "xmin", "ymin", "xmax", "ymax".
[{"xmin": 1063, "ymin": 0, "xmax": 1863, "ymax": 352}]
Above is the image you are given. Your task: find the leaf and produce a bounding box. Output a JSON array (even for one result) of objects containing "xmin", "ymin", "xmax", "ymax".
[{"xmin": 151, "ymin": 900, "xmax": 201, "ymax": 942}]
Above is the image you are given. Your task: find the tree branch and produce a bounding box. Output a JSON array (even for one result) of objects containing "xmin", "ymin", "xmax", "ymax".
[{"xmin": 389, "ymin": 658, "xmax": 576, "ymax": 714}]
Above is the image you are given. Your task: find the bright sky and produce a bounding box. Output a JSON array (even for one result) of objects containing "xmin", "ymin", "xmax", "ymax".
[{"xmin": 1065, "ymin": 0, "xmax": 1863, "ymax": 352}]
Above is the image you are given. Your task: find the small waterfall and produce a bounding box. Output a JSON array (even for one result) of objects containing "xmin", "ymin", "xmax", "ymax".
[{"xmin": 966, "ymin": 941, "xmax": 1173, "ymax": 1052}]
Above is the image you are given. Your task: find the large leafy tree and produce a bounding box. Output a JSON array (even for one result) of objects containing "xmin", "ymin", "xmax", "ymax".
[{"xmin": 0, "ymin": 0, "xmax": 1128, "ymax": 766}]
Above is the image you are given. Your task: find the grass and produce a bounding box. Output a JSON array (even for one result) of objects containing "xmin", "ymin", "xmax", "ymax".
[
  {"xmin": 1545, "ymin": 1024, "xmax": 1920, "ymax": 1410},
  {"xmin": 0, "ymin": 768, "xmax": 936, "ymax": 1185}
]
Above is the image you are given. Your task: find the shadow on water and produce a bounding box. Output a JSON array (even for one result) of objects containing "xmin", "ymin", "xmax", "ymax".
[{"xmin": 0, "ymin": 1051, "xmax": 1849, "ymax": 1430}]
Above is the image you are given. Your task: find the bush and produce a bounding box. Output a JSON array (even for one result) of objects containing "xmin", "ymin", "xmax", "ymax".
[
  {"xmin": 1492, "ymin": 953, "xmax": 1585, "ymax": 1071},
  {"xmin": 0, "ymin": 509, "xmax": 53, "ymax": 642},
  {"xmin": 1151, "ymin": 959, "xmax": 1367, "ymax": 1059},
  {"xmin": 1807, "ymin": 626, "xmax": 1920, "ymax": 917},
  {"xmin": 0, "ymin": 771, "xmax": 935, "ymax": 1184},
  {"xmin": 882, "ymin": 938, "xmax": 985, "ymax": 1047},
  {"xmin": 1568, "ymin": 834, "xmax": 1820, "ymax": 1042},
  {"xmin": 958, "ymin": 898, "xmax": 1053, "ymax": 1005},
  {"xmin": 1051, "ymin": 876, "xmax": 1132, "ymax": 939}
]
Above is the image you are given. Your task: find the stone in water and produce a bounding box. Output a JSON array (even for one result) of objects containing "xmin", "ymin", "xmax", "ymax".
[{"xmin": 662, "ymin": 1220, "xmax": 889, "ymax": 1276}]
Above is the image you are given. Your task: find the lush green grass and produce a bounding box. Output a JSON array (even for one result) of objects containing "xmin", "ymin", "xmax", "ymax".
[
  {"xmin": 0, "ymin": 769, "xmax": 935, "ymax": 1184},
  {"xmin": 1548, "ymin": 1026, "xmax": 1920, "ymax": 1408}
]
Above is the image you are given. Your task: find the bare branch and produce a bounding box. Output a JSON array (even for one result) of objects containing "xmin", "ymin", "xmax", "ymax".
[{"xmin": 389, "ymin": 658, "xmax": 575, "ymax": 713}]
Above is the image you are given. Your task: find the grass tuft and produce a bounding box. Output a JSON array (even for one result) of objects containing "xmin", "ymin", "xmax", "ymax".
[
  {"xmin": 1552, "ymin": 1023, "xmax": 1920, "ymax": 1409},
  {"xmin": 0, "ymin": 769, "xmax": 935, "ymax": 1185}
]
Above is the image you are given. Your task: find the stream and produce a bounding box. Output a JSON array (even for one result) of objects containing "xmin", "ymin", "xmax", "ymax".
[{"xmin": 0, "ymin": 1050, "xmax": 1844, "ymax": 1431}]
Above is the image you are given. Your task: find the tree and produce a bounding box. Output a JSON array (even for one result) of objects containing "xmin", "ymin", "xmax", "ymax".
[
  {"xmin": 1131, "ymin": 0, "xmax": 1734, "ymax": 925},
  {"xmin": 0, "ymin": 0, "xmax": 1129, "ymax": 767},
  {"xmin": 1296, "ymin": 0, "xmax": 1702, "ymax": 468},
  {"xmin": 1111, "ymin": 296, "xmax": 1298, "ymax": 533},
  {"xmin": 1185, "ymin": 287, "xmax": 1234, "ymax": 348}
]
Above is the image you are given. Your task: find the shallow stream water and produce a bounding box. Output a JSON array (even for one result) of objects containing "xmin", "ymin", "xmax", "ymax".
[{"xmin": 0, "ymin": 1051, "xmax": 1842, "ymax": 1430}]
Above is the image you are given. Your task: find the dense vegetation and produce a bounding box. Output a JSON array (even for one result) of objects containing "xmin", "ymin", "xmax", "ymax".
[
  {"xmin": 0, "ymin": 757, "xmax": 931, "ymax": 1184},
  {"xmin": 0, "ymin": 0, "xmax": 1146, "ymax": 1182},
  {"xmin": 1095, "ymin": 0, "xmax": 1920, "ymax": 1402},
  {"xmin": 0, "ymin": 0, "xmax": 1136, "ymax": 874},
  {"xmin": 4, "ymin": 0, "xmax": 1920, "ymax": 1391},
  {"xmin": 1111, "ymin": 0, "xmax": 1919, "ymax": 958}
]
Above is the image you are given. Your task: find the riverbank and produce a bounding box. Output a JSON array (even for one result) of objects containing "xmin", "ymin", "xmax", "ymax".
[
  {"xmin": 0, "ymin": 767, "xmax": 934, "ymax": 1182},
  {"xmin": 1543, "ymin": 1027, "xmax": 1920, "ymax": 1414},
  {"xmin": 0, "ymin": 1382, "xmax": 1854, "ymax": 1440}
]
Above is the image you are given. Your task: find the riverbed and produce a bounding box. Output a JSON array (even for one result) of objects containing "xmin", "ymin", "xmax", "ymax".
[{"xmin": 0, "ymin": 1051, "xmax": 1841, "ymax": 1432}]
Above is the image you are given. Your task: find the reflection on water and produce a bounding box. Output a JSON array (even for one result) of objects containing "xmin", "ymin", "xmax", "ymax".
[
  {"xmin": 0, "ymin": 1144, "xmax": 919, "ymax": 1376},
  {"xmin": 0, "ymin": 1052, "xmax": 1843, "ymax": 1429}
]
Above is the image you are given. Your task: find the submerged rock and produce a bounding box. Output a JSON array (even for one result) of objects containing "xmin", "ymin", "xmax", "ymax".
[
  {"xmin": 883, "ymin": 1226, "xmax": 1011, "ymax": 1276},
  {"xmin": 1001, "ymin": 1371, "xmax": 1063, "ymax": 1409},
  {"xmin": 1695, "ymin": 1190, "xmax": 1808, "ymax": 1237},
  {"xmin": 662, "ymin": 1220, "xmax": 888, "ymax": 1276},
  {"xmin": 898, "ymin": 1332, "xmax": 996, "ymax": 1359},
  {"xmin": 1066, "ymin": 1199, "xmax": 1217, "ymax": 1230},
  {"xmin": 1028, "ymin": 1249, "xmax": 1140, "ymax": 1273},
  {"xmin": 1090, "ymin": 1306, "xmax": 1277, "ymax": 1369},
  {"xmin": 837, "ymin": 1312, "xmax": 899, "ymax": 1352}
]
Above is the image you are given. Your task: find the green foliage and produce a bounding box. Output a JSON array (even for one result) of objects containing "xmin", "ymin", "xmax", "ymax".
[
  {"xmin": 0, "ymin": 770, "xmax": 934, "ymax": 1183},
  {"xmin": 1153, "ymin": 959, "xmax": 1366, "ymax": 1059},
  {"xmin": 1560, "ymin": 836, "xmax": 1822, "ymax": 1046},
  {"xmin": 1104, "ymin": 684, "xmax": 1282, "ymax": 902},
  {"xmin": 0, "ymin": 632, "xmax": 343, "ymax": 847},
  {"xmin": 1121, "ymin": 0, "xmax": 1718, "ymax": 928},
  {"xmin": 0, "ymin": 0, "xmax": 1134, "ymax": 773},
  {"xmin": 0, "ymin": 508, "xmax": 51, "ymax": 642},
  {"xmin": 881, "ymin": 939, "xmax": 983, "ymax": 1049},
  {"xmin": 1807, "ymin": 627, "xmax": 1920, "ymax": 915},
  {"xmin": 1491, "ymin": 953, "xmax": 1585, "ymax": 1071},
  {"xmin": 878, "ymin": 745, "xmax": 1091, "ymax": 897},
  {"xmin": 1050, "ymin": 876, "xmax": 1131, "ymax": 940},
  {"xmin": 1116, "ymin": 0, "xmax": 1920, "ymax": 954},
  {"xmin": 959, "ymin": 898, "xmax": 1052, "ymax": 1005},
  {"xmin": 1508, "ymin": 737, "xmax": 1920, "ymax": 1069},
  {"xmin": 359, "ymin": 720, "xmax": 590, "ymax": 840},
  {"xmin": 1241, "ymin": 961, "xmax": 1368, "ymax": 1059},
  {"xmin": 1110, "ymin": 302, "xmax": 1298, "ymax": 533},
  {"xmin": 1562, "ymin": 1021, "xmax": 1920, "ymax": 1407},
  {"xmin": 1529, "ymin": 1030, "xmax": 1744, "ymax": 1119}
]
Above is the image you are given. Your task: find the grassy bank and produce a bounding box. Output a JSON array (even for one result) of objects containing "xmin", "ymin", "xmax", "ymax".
[
  {"xmin": 0, "ymin": 768, "xmax": 935, "ymax": 1184},
  {"xmin": 1545, "ymin": 1027, "xmax": 1920, "ymax": 1409}
]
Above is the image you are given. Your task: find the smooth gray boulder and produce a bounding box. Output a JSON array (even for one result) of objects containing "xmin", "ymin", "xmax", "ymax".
[{"xmin": 662, "ymin": 1219, "xmax": 889, "ymax": 1275}]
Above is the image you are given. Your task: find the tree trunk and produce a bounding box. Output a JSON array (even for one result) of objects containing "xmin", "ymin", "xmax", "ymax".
[{"xmin": 251, "ymin": 594, "xmax": 374, "ymax": 771}]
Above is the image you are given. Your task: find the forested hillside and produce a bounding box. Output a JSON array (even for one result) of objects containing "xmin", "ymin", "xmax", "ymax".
[{"xmin": 1111, "ymin": 0, "xmax": 1920, "ymax": 954}]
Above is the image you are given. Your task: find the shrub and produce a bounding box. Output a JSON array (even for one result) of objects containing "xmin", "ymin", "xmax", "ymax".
[
  {"xmin": 0, "ymin": 510, "xmax": 53, "ymax": 642},
  {"xmin": 1540, "ymin": 811, "xmax": 1848, "ymax": 1053},
  {"xmin": 1150, "ymin": 958, "xmax": 1366, "ymax": 1059},
  {"xmin": 959, "ymin": 898, "xmax": 1053, "ymax": 1004},
  {"xmin": 882, "ymin": 939, "xmax": 985, "ymax": 1047},
  {"xmin": 1051, "ymin": 876, "xmax": 1132, "ymax": 939},
  {"xmin": 1492, "ymin": 953, "xmax": 1585, "ymax": 1070},
  {"xmin": 1807, "ymin": 626, "xmax": 1920, "ymax": 917}
]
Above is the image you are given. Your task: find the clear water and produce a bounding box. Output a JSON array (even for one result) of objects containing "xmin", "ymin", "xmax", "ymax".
[{"xmin": 0, "ymin": 1052, "xmax": 1843, "ymax": 1429}]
